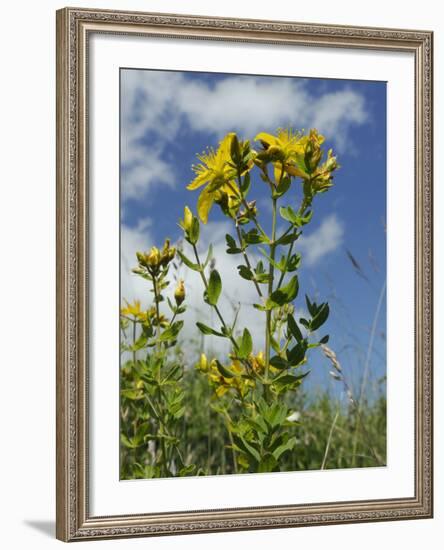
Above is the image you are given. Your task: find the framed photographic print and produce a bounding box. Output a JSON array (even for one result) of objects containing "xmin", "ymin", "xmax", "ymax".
[{"xmin": 56, "ymin": 7, "xmax": 433, "ymax": 542}]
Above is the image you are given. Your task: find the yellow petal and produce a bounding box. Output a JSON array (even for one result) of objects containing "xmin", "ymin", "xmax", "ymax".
[
  {"xmin": 254, "ymin": 132, "xmax": 278, "ymax": 148},
  {"xmin": 197, "ymin": 186, "xmax": 214, "ymax": 224},
  {"xmin": 219, "ymin": 132, "xmax": 236, "ymax": 157},
  {"xmin": 216, "ymin": 385, "xmax": 228, "ymax": 398},
  {"xmin": 285, "ymin": 163, "xmax": 308, "ymax": 178},
  {"xmin": 187, "ymin": 170, "xmax": 210, "ymax": 190},
  {"xmin": 274, "ymin": 163, "xmax": 283, "ymax": 183}
]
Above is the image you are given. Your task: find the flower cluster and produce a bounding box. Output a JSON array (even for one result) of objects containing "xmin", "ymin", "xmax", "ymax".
[
  {"xmin": 133, "ymin": 239, "xmax": 176, "ymax": 276},
  {"xmin": 186, "ymin": 128, "xmax": 338, "ymax": 223}
]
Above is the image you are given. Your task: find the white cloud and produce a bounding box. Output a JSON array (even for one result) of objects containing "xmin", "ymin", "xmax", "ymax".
[
  {"xmin": 298, "ymin": 214, "xmax": 344, "ymax": 267},
  {"xmin": 120, "ymin": 220, "xmax": 154, "ymax": 305},
  {"xmin": 120, "ymin": 70, "xmax": 369, "ymax": 200}
]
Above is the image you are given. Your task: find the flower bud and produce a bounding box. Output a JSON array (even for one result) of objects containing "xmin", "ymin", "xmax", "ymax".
[
  {"xmin": 196, "ymin": 353, "xmax": 209, "ymax": 372},
  {"xmin": 136, "ymin": 251, "xmax": 149, "ymax": 268},
  {"xmin": 160, "ymin": 239, "xmax": 176, "ymax": 266},
  {"xmin": 182, "ymin": 206, "xmax": 193, "ymax": 232},
  {"xmin": 230, "ymin": 132, "xmax": 241, "ymax": 163},
  {"xmin": 147, "ymin": 246, "xmax": 161, "ymax": 268},
  {"xmin": 174, "ymin": 279, "xmax": 185, "ymax": 305}
]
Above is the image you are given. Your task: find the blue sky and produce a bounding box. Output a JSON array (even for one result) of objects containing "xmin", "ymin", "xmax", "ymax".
[{"xmin": 120, "ymin": 68, "xmax": 386, "ymax": 400}]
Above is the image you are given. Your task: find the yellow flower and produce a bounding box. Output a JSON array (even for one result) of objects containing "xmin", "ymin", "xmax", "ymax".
[
  {"xmin": 146, "ymin": 306, "xmax": 169, "ymax": 327},
  {"xmin": 249, "ymin": 351, "xmax": 265, "ymax": 374},
  {"xmin": 174, "ymin": 279, "xmax": 185, "ymax": 305},
  {"xmin": 255, "ymin": 127, "xmax": 309, "ymax": 181},
  {"xmin": 120, "ymin": 300, "xmax": 147, "ymax": 321},
  {"xmin": 187, "ymin": 133, "xmax": 240, "ymax": 223},
  {"xmin": 304, "ymin": 129, "xmax": 325, "ymax": 172},
  {"xmin": 311, "ymin": 148, "xmax": 339, "ymax": 193}
]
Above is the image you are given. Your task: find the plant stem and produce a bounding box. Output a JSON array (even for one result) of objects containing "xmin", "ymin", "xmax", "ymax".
[
  {"xmin": 152, "ymin": 274, "xmax": 162, "ymax": 354},
  {"xmin": 264, "ymin": 197, "xmax": 278, "ymax": 390},
  {"xmin": 276, "ymin": 198, "xmax": 307, "ymax": 289},
  {"xmin": 221, "ymin": 408, "xmax": 238, "ymax": 474},
  {"xmin": 132, "ymin": 318, "xmax": 136, "ymax": 365},
  {"xmin": 225, "ymin": 181, "xmax": 268, "ymax": 240},
  {"xmin": 321, "ymin": 408, "xmax": 340, "ymax": 470},
  {"xmin": 235, "ymin": 223, "xmax": 263, "ymax": 299},
  {"xmin": 192, "ymin": 243, "xmax": 239, "ymax": 351}
]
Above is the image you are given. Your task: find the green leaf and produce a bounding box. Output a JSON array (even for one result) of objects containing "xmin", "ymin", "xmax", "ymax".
[
  {"xmin": 238, "ymin": 328, "xmax": 253, "ymax": 359},
  {"xmin": 299, "ymin": 317, "xmax": 310, "ymax": 329},
  {"xmin": 287, "ymin": 253, "xmax": 301, "ymax": 272},
  {"xmin": 272, "ymin": 436, "xmax": 297, "ymax": 461},
  {"xmin": 129, "ymin": 332, "xmax": 148, "ymax": 351},
  {"xmin": 279, "ymin": 206, "xmax": 298, "ymax": 224},
  {"xmin": 243, "ymin": 228, "xmax": 269, "ymax": 244},
  {"xmin": 234, "ymin": 435, "xmax": 261, "ymax": 463},
  {"xmin": 178, "ymin": 464, "xmax": 197, "ymax": 477},
  {"xmin": 120, "ymin": 434, "xmax": 138, "ymax": 449},
  {"xmin": 215, "ymin": 360, "xmax": 237, "ymax": 379},
  {"xmin": 274, "ymin": 371, "xmax": 310, "ymax": 387},
  {"xmin": 207, "ymin": 269, "xmax": 222, "ymax": 305},
  {"xmin": 319, "ymin": 334, "xmax": 330, "ymax": 344},
  {"xmin": 274, "ymin": 175, "xmax": 291, "ymax": 198},
  {"xmin": 226, "ymin": 234, "xmax": 237, "ymax": 248},
  {"xmin": 280, "ymin": 206, "xmax": 313, "ymax": 227},
  {"xmin": 275, "ymin": 231, "xmax": 300, "ymax": 246},
  {"xmin": 226, "ymin": 234, "xmax": 241, "ymax": 254},
  {"xmin": 287, "ymin": 314, "xmax": 303, "ymax": 342},
  {"xmin": 305, "ymin": 295, "xmax": 317, "ymax": 316},
  {"xmin": 177, "ymin": 249, "xmax": 201, "ymax": 272},
  {"xmin": 269, "ymin": 355, "xmax": 289, "ymax": 370},
  {"xmin": 287, "ymin": 339, "xmax": 308, "ymax": 366},
  {"xmin": 258, "ymin": 453, "xmax": 278, "ymax": 473},
  {"xmin": 244, "ymin": 416, "xmax": 268, "ymax": 436},
  {"xmin": 195, "ymin": 322, "xmax": 224, "ymax": 337},
  {"xmin": 237, "ymin": 265, "xmax": 254, "ymax": 281},
  {"xmin": 258, "ymin": 248, "xmax": 287, "ymax": 273},
  {"xmin": 253, "ymin": 302, "xmax": 270, "ymax": 311},
  {"xmin": 267, "ymin": 276, "xmax": 299, "ymax": 307},
  {"xmin": 203, "ymin": 244, "xmax": 214, "ymax": 268},
  {"xmin": 158, "ymin": 321, "xmax": 184, "ymax": 342},
  {"xmin": 266, "ymin": 402, "xmax": 289, "ymax": 429},
  {"xmin": 240, "ymin": 171, "xmax": 251, "ymax": 195},
  {"xmin": 310, "ymin": 303, "xmax": 330, "ymax": 330},
  {"xmin": 120, "ymin": 389, "xmax": 143, "ymax": 401}
]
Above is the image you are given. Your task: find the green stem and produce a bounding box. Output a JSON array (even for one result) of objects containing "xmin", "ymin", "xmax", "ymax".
[
  {"xmin": 321, "ymin": 408, "xmax": 340, "ymax": 470},
  {"xmin": 225, "ymin": 180, "xmax": 268, "ymax": 239},
  {"xmin": 264, "ymin": 197, "xmax": 278, "ymax": 391},
  {"xmin": 235, "ymin": 223, "xmax": 263, "ymax": 299},
  {"xmin": 276, "ymin": 199, "xmax": 308, "ymax": 289},
  {"xmin": 152, "ymin": 274, "xmax": 162, "ymax": 353},
  {"xmin": 132, "ymin": 318, "xmax": 136, "ymax": 365},
  {"xmin": 192, "ymin": 243, "xmax": 239, "ymax": 351},
  {"xmin": 221, "ymin": 408, "xmax": 238, "ymax": 474}
]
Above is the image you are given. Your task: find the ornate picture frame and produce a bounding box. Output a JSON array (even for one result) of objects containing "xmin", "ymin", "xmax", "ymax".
[{"xmin": 56, "ymin": 7, "xmax": 433, "ymax": 542}]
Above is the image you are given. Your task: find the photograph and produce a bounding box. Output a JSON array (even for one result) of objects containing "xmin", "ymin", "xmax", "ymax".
[
  {"xmin": 54, "ymin": 6, "xmax": 433, "ymax": 541},
  {"xmin": 119, "ymin": 68, "xmax": 387, "ymax": 480}
]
